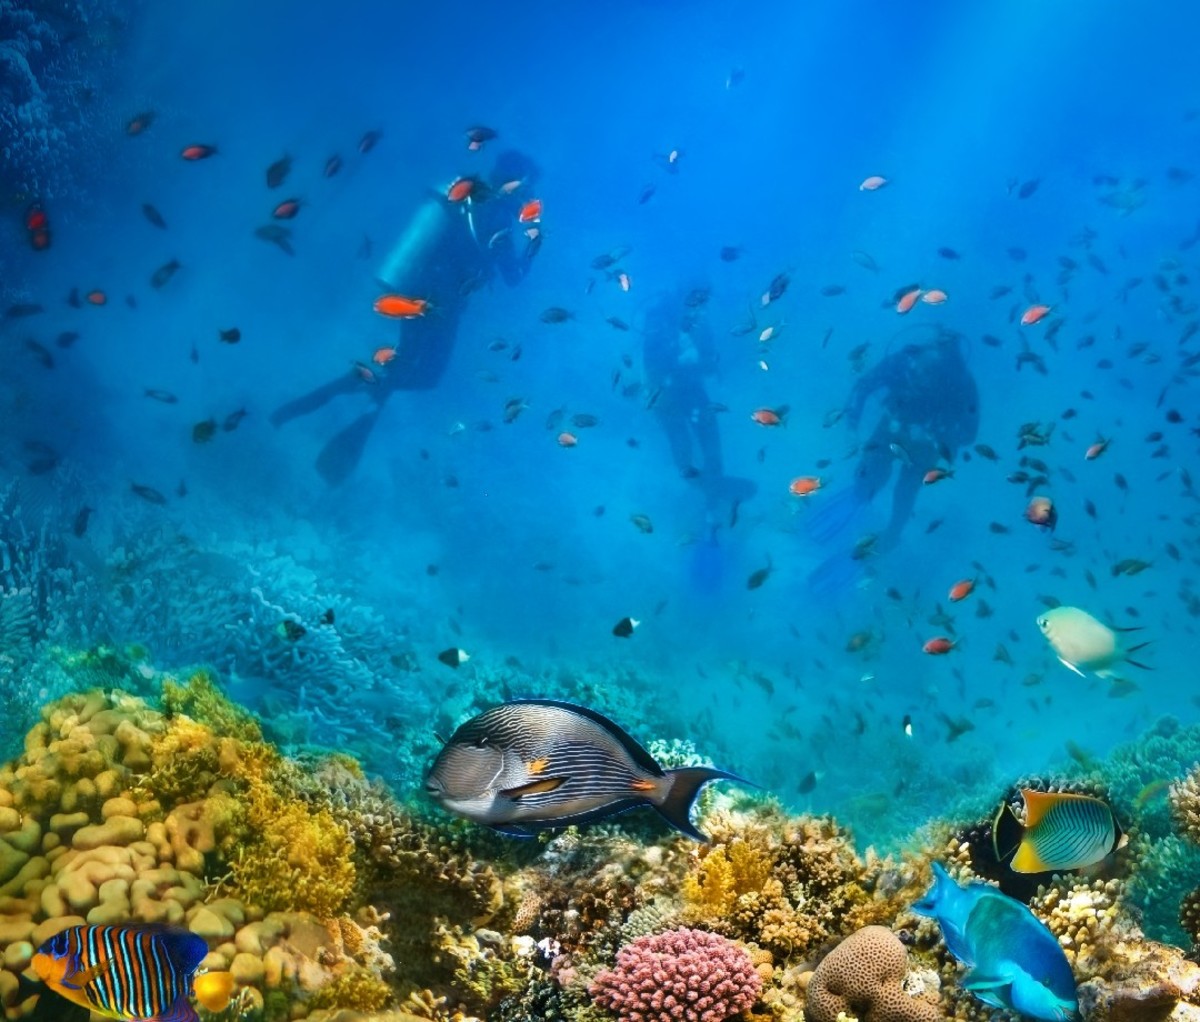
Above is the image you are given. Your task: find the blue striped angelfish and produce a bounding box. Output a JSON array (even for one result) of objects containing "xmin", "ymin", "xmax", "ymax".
[
  {"xmin": 425, "ymin": 698, "xmax": 749, "ymax": 840},
  {"xmin": 993, "ymin": 788, "xmax": 1126, "ymax": 874},
  {"xmin": 32, "ymin": 924, "xmax": 233, "ymax": 1022}
]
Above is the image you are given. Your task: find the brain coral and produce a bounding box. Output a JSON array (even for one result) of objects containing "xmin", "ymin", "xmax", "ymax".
[
  {"xmin": 589, "ymin": 926, "xmax": 761, "ymax": 1022},
  {"xmin": 805, "ymin": 925, "xmax": 939, "ymax": 1022}
]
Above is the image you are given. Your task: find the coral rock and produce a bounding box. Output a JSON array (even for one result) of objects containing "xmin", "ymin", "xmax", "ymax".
[{"xmin": 805, "ymin": 925, "xmax": 939, "ymax": 1022}]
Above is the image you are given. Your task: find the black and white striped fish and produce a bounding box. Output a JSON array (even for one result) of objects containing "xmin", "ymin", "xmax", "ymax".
[
  {"xmin": 425, "ymin": 699, "xmax": 748, "ymax": 840},
  {"xmin": 992, "ymin": 788, "xmax": 1126, "ymax": 873}
]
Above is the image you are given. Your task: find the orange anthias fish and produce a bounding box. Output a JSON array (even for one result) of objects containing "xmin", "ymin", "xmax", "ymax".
[
  {"xmin": 860, "ymin": 175, "xmax": 888, "ymax": 191},
  {"xmin": 446, "ymin": 176, "xmax": 478, "ymax": 203},
  {"xmin": 125, "ymin": 110, "xmax": 155, "ymax": 136},
  {"xmin": 789, "ymin": 476, "xmax": 822, "ymax": 497},
  {"xmin": 896, "ymin": 287, "xmax": 922, "ymax": 313},
  {"xmin": 272, "ymin": 198, "xmax": 302, "ymax": 220},
  {"xmin": 923, "ymin": 467, "xmax": 953, "ymax": 484},
  {"xmin": 948, "ymin": 578, "xmax": 975, "ymax": 602},
  {"xmin": 1021, "ymin": 303, "xmax": 1052, "ymax": 326},
  {"xmin": 518, "ymin": 198, "xmax": 542, "ymax": 223},
  {"xmin": 372, "ymin": 346, "xmax": 397, "ymax": 366},
  {"xmin": 33, "ymin": 923, "xmax": 234, "ymax": 1021},
  {"xmin": 1025, "ymin": 495, "xmax": 1057, "ymax": 529},
  {"xmin": 751, "ymin": 407, "xmax": 787, "ymax": 427},
  {"xmin": 923, "ymin": 636, "xmax": 956, "ymax": 655},
  {"xmin": 373, "ymin": 294, "xmax": 430, "ymax": 318},
  {"xmin": 1085, "ymin": 437, "xmax": 1111, "ymax": 460},
  {"xmin": 921, "ymin": 288, "xmax": 948, "ymax": 305},
  {"xmin": 557, "ymin": 431, "xmax": 578, "ymax": 447},
  {"xmin": 85, "ymin": 290, "xmax": 107, "ymax": 306},
  {"xmin": 180, "ymin": 144, "xmax": 218, "ymax": 160}
]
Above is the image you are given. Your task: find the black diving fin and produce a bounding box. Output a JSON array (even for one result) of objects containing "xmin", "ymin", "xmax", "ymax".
[{"xmin": 315, "ymin": 407, "xmax": 382, "ymax": 486}]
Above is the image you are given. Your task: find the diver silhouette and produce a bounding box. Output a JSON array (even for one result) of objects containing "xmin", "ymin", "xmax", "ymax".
[
  {"xmin": 808, "ymin": 325, "xmax": 979, "ymax": 592},
  {"xmin": 641, "ymin": 286, "xmax": 757, "ymax": 521},
  {"xmin": 270, "ymin": 150, "xmax": 541, "ymax": 485}
]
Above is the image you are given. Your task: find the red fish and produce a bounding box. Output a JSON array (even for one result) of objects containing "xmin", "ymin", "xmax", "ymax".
[
  {"xmin": 923, "ymin": 467, "xmax": 953, "ymax": 485},
  {"xmin": 751, "ymin": 407, "xmax": 787, "ymax": 427},
  {"xmin": 181, "ymin": 144, "xmax": 218, "ymax": 160},
  {"xmin": 948, "ymin": 578, "xmax": 975, "ymax": 602},
  {"xmin": 272, "ymin": 198, "xmax": 302, "ymax": 220},
  {"xmin": 789, "ymin": 476, "xmax": 822, "ymax": 497},
  {"xmin": 85, "ymin": 290, "xmax": 107, "ymax": 306},
  {"xmin": 1021, "ymin": 304, "xmax": 1052, "ymax": 326},
  {"xmin": 125, "ymin": 111, "xmax": 155, "ymax": 136},
  {"xmin": 372, "ymin": 346, "xmax": 397, "ymax": 366},
  {"xmin": 896, "ymin": 287, "xmax": 922, "ymax": 313},
  {"xmin": 518, "ymin": 198, "xmax": 542, "ymax": 223},
  {"xmin": 323, "ymin": 154, "xmax": 343, "ymax": 178},
  {"xmin": 923, "ymin": 636, "xmax": 956, "ymax": 655},
  {"xmin": 1024, "ymin": 495, "xmax": 1056, "ymax": 530},
  {"xmin": 1084, "ymin": 437, "xmax": 1110, "ymax": 460},
  {"xmin": 25, "ymin": 203, "xmax": 50, "ymax": 250},
  {"xmin": 860, "ymin": 175, "xmax": 888, "ymax": 191},
  {"xmin": 557, "ymin": 431, "xmax": 578, "ymax": 447},
  {"xmin": 921, "ymin": 289, "xmax": 948, "ymax": 305},
  {"xmin": 447, "ymin": 177, "xmax": 478, "ymax": 203},
  {"xmin": 352, "ymin": 361, "xmax": 378, "ymax": 383},
  {"xmin": 373, "ymin": 294, "xmax": 429, "ymax": 318}
]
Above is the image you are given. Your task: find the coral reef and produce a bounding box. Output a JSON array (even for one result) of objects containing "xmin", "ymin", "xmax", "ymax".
[
  {"xmin": 0, "ymin": 680, "xmax": 397, "ymax": 1020},
  {"xmin": 589, "ymin": 927, "xmax": 762, "ymax": 1022},
  {"xmin": 804, "ymin": 925, "xmax": 939, "ymax": 1022}
]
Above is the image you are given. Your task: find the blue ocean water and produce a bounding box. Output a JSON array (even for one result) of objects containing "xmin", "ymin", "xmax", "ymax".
[{"xmin": 1, "ymin": 0, "xmax": 1197, "ymax": 849}]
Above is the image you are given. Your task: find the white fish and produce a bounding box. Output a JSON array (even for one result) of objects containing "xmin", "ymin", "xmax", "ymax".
[{"xmin": 1036, "ymin": 606, "xmax": 1150, "ymax": 679}]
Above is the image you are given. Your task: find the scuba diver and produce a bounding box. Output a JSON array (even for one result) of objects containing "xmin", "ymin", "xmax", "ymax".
[
  {"xmin": 807, "ymin": 325, "xmax": 979, "ymax": 593},
  {"xmin": 270, "ymin": 149, "xmax": 541, "ymax": 485},
  {"xmin": 642, "ymin": 285, "xmax": 757, "ymax": 516}
]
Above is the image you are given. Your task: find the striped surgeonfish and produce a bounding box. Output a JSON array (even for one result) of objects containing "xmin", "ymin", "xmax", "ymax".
[
  {"xmin": 425, "ymin": 698, "xmax": 748, "ymax": 840},
  {"xmin": 992, "ymin": 788, "xmax": 1126, "ymax": 873},
  {"xmin": 32, "ymin": 924, "xmax": 234, "ymax": 1022}
]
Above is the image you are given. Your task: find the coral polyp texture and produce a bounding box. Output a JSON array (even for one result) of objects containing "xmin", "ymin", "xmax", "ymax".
[
  {"xmin": 804, "ymin": 925, "xmax": 939, "ymax": 1022},
  {"xmin": 588, "ymin": 927, "xmax": 762, "ymax": 1022}
]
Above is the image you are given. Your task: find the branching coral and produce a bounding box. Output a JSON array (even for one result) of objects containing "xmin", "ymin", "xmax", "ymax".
[{"xmin": 680, "ymin": 806, "xmax": 889, "ymax": 961}]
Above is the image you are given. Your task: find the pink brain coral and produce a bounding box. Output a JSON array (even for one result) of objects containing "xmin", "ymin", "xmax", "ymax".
[{"xmin": 589, "ymin": 926, "xmax": 762, "ymax": 1022}]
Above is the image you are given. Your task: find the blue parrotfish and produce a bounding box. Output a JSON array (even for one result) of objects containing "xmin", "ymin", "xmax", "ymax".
[{"xmin": 913, "ymin": 862, "xmax": 1078, "ymax": 1021}]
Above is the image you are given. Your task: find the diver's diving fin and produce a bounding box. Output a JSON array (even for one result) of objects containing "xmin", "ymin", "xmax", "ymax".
[
  {"xmin": 805, "ymin": 485, "xmax": 869, "ymax": 545},
  {"xmin": 315, "ymin": 408, "xmax": 382, "ymax": 486}
]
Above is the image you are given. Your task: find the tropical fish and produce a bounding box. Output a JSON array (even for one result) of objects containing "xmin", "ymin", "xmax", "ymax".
[
  {"xmin": 130, "ymin": 483, "xmax": 167, "ymax": 504},
  {"xmin": 125, "ymin": 110, "xmax": 155, "ymax": 135},
  {"xmin": 218, "ymin": 327, "xmax": 241, "ymax": 343},
  {"xmin": 33, "ymin": 923, "xmax": 233, "ymax": 1022},
  {"xmin": 948, "ymin": 579, "xmax": 975, "ymax": 602},
  {"xmin": 358, "ymin": 130, "xmax": 382, "ymax": 154},
  {"xmin": 992, "ymin": 788, "xmax": 1126, "ymax": 873},
  {"xmin": 272, "ymin": 198, "xmax": 302, "ymax": 220},
  {"xmin": 254, "ymin": 224, "xmax": 293, "ymax": 255},
  {"xmin": 540, "ymin": 306, "xmax": 574, "ymax": 323},
  {"xmin": 1037, "ymin": 606, "xmax": 1151, "ymax": 679},
  {"xmin": 437, "ymin": 647, "xmax": 469, "ymax": 668},
  {"xmin": 1025, "ymin": 495, "xmax": 1057, "ymax": 530},
  {"xmin": 180, "ymin": 144, "xmax": 218, "ymax": 160},
  {"xmin": 465, "ymin": 125, "xmax": 497, "ymax": 150},
  {"xmin": 141, "ymin": 203, "xmax": 167, "ymax": 229},
  {"xmin": 192, "ymin": 419, "xmax": 217, "ymax": 443},
  {"xmin": 374, "ymin": 294, "xmax": 429, "ymax": 318},
  {"xmin": 265, "ymin": 154, "xmax": 292, "ymax": 188},
  {"xmin": 789, "ymin": 476, "xmax": 822, "ymax": 497},
  {"xmin": 913, "ymin": 863, "xmax": 1077, "ymax": 1022},
  {"xmin": 859, "ymin": 175, "xmax": 887, "ymax": 191},
  {"xmin": 150, "ymin": 258, "xmax": 181, "ymax": 289},
  {"xmin": 612, "ymin": 616, "xmax": 639, "ymax": 638},
  {"xmin": 425, "ymin": 699, "xmax": 745, "ymax": 840}
]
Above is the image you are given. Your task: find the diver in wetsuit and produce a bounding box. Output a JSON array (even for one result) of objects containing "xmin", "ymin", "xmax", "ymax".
[
  {"xmin": 845, "ymin": 325, "xmax": 979, "ymax": 548},
  {"xmin": 807, "ymin": 325, "xmax": 979, "ymax": 591},
  {"xmin": 270, "ymin": 149, "xmax": 540, "ymax": 485},
  {"xmin": 642, "ymin": 286, "xmax": 756, "ymax": 517}
]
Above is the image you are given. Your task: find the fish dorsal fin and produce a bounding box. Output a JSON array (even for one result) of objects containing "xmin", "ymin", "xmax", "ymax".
[
  {"xmin": 508, "ymin": 699, "xmax": 665, "ymax": 777},
  {"xmin": 501, "ymin": 776, "xmax": 566, "ymax": 799},
  {"xmin": 1020, "ymin": 788, "xmax": 1066, "ymax": 828}
]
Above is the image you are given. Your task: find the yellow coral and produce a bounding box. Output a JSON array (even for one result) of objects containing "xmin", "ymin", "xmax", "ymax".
[
  {"xmin": 161, "ymin": 669, "xmax": 263, "ymax": 743},
  {"xmin": 231, "ymin": 790, "xmax": 356, "ymax": 918},
  {"xmin": 307, "ymin": 967, "xmax": 394, "ymax": 1012},
  {"xmin": 682, "ymin": 838, "xmax": 773, "ymax": 917}
]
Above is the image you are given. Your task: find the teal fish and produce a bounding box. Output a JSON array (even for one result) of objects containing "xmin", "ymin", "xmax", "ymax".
[
  {"xmin": 425, "ymin": 699, "xmax": 746, "ymax": 840},
  {"xmin": 913, "ymin": 863, "xmax": 1077, "ymax": 1021},
  {"xmin": 993, "ymin": 788, "xmax": 1126, "ymax": 874}
]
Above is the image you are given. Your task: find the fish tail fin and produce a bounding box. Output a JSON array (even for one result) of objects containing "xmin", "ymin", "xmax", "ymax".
[
  {"xmin": 655, "ymin": 767, "xmax": 748, "ymax": 841},
  {"xmin": 193, "ymin": 971, "xmax": 235, "ymax": 1012},
  {"xmin": 991, "ymin": 801, "xmax": 1024, "ymax": 863}
]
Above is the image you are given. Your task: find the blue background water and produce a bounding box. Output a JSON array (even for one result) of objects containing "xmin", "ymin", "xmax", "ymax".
[{"xmin": 2, "ymin": 0, "xmax": 1197, "ymax": 847}]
